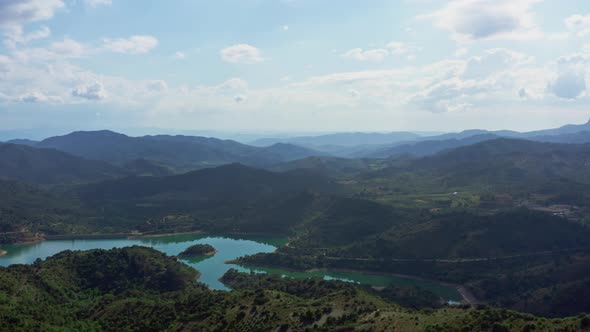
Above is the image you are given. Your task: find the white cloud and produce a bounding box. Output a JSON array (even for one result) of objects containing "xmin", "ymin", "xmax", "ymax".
[
  {"xmin": 295, "ymin": 46, "xmax": 554, "ymax": 114},
  {"xmin": 420, "ymin": 0, "xmax": 554, "ymax": 42},
  {"xmin": 409, "ymin": 77, "xmax": 487, "ymax": 113},
  {"xmin": 72, "ymin": 81, "xmax": 107, "ymax": 100},
  {"xmin": 556, "ymin": 45, "xmax": 590, "ymax": 66},
  {"xmin": 386, "ymin": 42, "xmax": 413, "ymax": 55},
  {"xmin": 85, "ymin": 0, "xmax": 112, "ymax": 7},
  {"xmin": 0, "ymin": 0, "xmax": 64, "ymax": 29},
  {"xmin": 102, "ymin": 35, "xmax": 159, "ymax": 54},
  {"xmin": 50, "ymin": 38, "xmax": 86, "ymax": 58},
  {"xmin": 174, "ymin": 51, "xmax": 186, "ymax": 59},
  {"xmin": 348, "ymin": 89, "xmax": 360, "ymax": 99},
  {"xmin": 4, "ymin": 26, "xmax": 51, "ymax": 48},
  {"xmin": 0, "ymin": 34, "xmax": 586, "ymax": 131},
  {"xmin": 145, "ymin": 80, "xmax": 168, "ymax": 93},
  {"xmin": 0, "ymin": 47, "xmax": 173, "ymax": 108},
  {"xmin": 220, "ymin": 44, "xmax": 265, "ymax": 64},
  {"xmin": 455, "ymin": 47, "xmax": 469, "ymax": 57},
  {"xmin": 551, "ymin": 46, "xmax": 590, "ymax": 99},
  {"xmin": 342, "ymin": 48, "xmax": 388, "ymax": 62},
  {"xmin": 0, "ymin": 55, "xmax": 11, "ymax": 72},
  {"xmin": 462, "ymin": 48, "xmax": 533, "ymax": 79},
  {"xmin": 17, "ymin": 90, "xmax": 62, "ymax": 103},
  {"xmin": 406, "ymin": 49, "xmax": 546, "ymax": 112},
  {"xmin": 386, "ymin": 41, "xmax": 419, "ymax": 60},
  {"xmin": 548, "ymin": 71, "xmax": 586, "ymax": 100},
  {"xmin": 7, "ymin": 38, "xmax": 87, "ymax": 63},
  {"xmin": 565, "ymin": 14, "xmax": 590, "ymax": 37},
  {"xmin": 342, "ymin": 42, "xmax": 418, "ymax": 62},
  {"xmin": 211, "ymin": 78, "xmax": 249, "ymax": 100}
]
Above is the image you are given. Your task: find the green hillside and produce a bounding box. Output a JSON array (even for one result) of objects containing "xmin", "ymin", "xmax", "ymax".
[
  {"xmin": 0, "ymin": 179, "xmax": 93, "ymax": 242},
  {"xmin": 72, "ymin": 164, "xmax": 341, "ymax": 234},
  {"xmin": 1, "ymin": 247, "xmax": 588, "ymax": 331},
  {"xmin": 0, "ymin": 143, "xmax": 127, "ymax": 185}
]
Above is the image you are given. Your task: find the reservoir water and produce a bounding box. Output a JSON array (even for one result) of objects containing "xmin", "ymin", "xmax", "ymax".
[{"xmin": 0, "ymin": 234, "xmax": 462, "ymax": 302}]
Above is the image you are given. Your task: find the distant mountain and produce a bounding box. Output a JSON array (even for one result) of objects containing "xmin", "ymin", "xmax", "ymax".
[
  {"xmin": 142, "ymin": 134, "xmax": 261, "ymax": 156},
  {"xmin": 350, "ymin": 119, "xmax": 590, "ymax": 158},
  {"xmin": 421, "ymin": 129, "xmax": 506, "ymax": 141},
  {"xmin": 5, "ymin": 139, "xmax": 39, "ymax": 147},
  {"xmin": 8, "ymin": 120, "xmax": 590, "ymax": 169},
  {"xmin": 122, "ymin": 159, "xmax": 174, "ymax": 177},
  {"xmin": 389, "ymin": 119, "xmax": 590, "ymax": 143},
  {"xmin": 528, "ymin": 131, "xmax": 590, "ymax": 144},
  {"xmin": 37, "ymin": 130, "xmax": 324, "ymax": 170},
  {"xmin": 521, "ymin": 118, "xmax": 590, "ymax": 137},
  {"xmin": 369, "ymin": 138, "xmax": 590, "ymax": 190},
  {"xmin": 251, "ymin": 132, "xmax": 423, "ymax": 148},
  {"xmin": 250, "ymin": 120, "xmax": 590, "ymax": 158},
  {"xmin": 397, "ymin": 120, "xmax": 590, "ymax": 144},
  {"xmin": 366, "ymin": 134, "xmax": 500, "ymax": 158},
  {"xmin": 258, "ymin": 143, "xmax": 323, "ymax": 161},
  {"xmin": 0, "ymin": 143, "xmax": 127, "ymax": 185},
  {"xmin": 419, "ymin": 138, "xmax": 590, "ymax": 170}
]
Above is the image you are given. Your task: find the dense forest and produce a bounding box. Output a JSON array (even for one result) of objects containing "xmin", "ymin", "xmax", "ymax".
[
  {"xmin": 1, "ymin": 247, "xmax": 590, "ymax": 332},
  {"xmin": 2, "ymin": 130, "xmax": 590, "ymax": 324}
]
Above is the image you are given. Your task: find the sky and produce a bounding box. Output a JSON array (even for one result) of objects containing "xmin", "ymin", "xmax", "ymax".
[{"xmin": 1, "ymin": 0, "xmax": 590, "ymax": 137}]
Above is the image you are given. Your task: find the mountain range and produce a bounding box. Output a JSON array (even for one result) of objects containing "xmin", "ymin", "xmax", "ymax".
[
  {"xmin": 3, "ymin": 119, "xmax": 590, "ymax": 171},
  {"xmin": 251, "ymin": 119, "xmax": 590, "ymax": 158},
  {"xmin": 2, "ymin": 119, "xmax": 590, "ymax": 185},
  {"xmin": 35, "ymin": 130, "xmax": 323, "ymax": 170},
  {"xmin": 3, "ymin": 124, "xmax": 590, "ymax": 317}
]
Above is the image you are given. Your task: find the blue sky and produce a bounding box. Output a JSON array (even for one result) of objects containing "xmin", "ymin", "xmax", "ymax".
[{"xmin": 1, "ymin": 0, "xmax": 590, "ymax": 136}]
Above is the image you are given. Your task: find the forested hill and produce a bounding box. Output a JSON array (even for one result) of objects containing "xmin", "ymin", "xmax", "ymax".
[
  {"xmin": 0, "ymin": 143, "xmax": 127, "ymax": 185},
  {"xmin": 35, "ymin": 130, "xmax": 323, "ymax": 170},
  {"xmin": 364, "ymin": 138, "xmax": 590, "ymax": 190},
  {"xmin": 77, "ymin": 163, "xmax": 340, "ymax": 203},
  {"xmin": 69, "ymin": 163, "xmax": 341, "ymax": 234},
  {"xmin": 1, "ymin": 246, "xmax": 588, "ymax": 331}
]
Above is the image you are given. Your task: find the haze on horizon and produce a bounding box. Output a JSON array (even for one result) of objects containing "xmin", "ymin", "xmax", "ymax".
[{"xmin": 1, "ymin": 0, "xmax": 590, "ymax": 135}]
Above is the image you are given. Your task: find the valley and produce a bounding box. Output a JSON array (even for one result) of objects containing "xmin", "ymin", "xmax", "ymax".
[{"xmin": 2, "ymin": 121, "xmax": 590, "ymax": 328}]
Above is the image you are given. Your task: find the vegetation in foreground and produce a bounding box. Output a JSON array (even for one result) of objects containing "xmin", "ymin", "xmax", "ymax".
[{"xmin": 2, "ymin": 246, "xmax": 590, "ymax": 332}]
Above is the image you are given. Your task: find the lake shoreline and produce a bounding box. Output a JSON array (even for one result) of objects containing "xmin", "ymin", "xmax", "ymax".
[
  {"xmin": 4, "ymin": 230, "xmax": 286, "ymax": 246},
  {"xmin": 228, "ymin": 261, "xmax": 476, "ymax": 304},
  {"xmin": 0, "ymin": 233, "xmax": 474, "ymax": 304},
  {"xmin": 322, "ymin": 267, "xmax": 479, "ymax": 305},
  {"xmin": 128, "ymin": 230, "xmax": 205, "ymax": 239},
  {"xmin": 3, "ymin": 230, "xmax": 207, "ymax": 246}
]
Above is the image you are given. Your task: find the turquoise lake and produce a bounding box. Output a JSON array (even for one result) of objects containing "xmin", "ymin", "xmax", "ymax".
[{"xmin": 0, "ymin": 234, "xmax": 462, "ymax": 302}]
